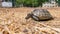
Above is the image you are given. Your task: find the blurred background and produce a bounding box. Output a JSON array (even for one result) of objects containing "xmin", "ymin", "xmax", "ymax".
[{"xmin": 0, "ymin": 0, "xmax": 60, "ymax": 8}]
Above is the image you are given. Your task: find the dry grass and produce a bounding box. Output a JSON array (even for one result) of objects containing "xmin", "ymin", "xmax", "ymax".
[{"xmin": 0, "ymin": 7, "xmax": 60, "ymax": 34}]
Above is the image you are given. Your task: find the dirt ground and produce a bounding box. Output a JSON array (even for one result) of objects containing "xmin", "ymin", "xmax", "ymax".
[{"xmin": 0, "ymin": 7, "xmax": 60, "ymax": 34}]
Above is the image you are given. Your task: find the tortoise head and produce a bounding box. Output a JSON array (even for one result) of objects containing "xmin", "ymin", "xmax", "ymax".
[{"xmin": 25, "ymin": 13, "xmax": 33, "ymax": 20}]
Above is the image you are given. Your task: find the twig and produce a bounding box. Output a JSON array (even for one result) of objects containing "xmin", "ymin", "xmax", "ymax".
[{"xmin": 36, "ymin": 22, "xmax": 60, "ymax": 33}]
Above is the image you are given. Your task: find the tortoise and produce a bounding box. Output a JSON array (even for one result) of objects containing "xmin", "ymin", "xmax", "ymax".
[{"xmin": 25, "ymin": 9, "xmax": 53, "ymax": 21}]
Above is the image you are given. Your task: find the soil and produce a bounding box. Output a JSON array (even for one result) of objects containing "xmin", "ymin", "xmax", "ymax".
[{"xmin": 0, "ymin": 7, "xmax": 60, "ymax": 34}]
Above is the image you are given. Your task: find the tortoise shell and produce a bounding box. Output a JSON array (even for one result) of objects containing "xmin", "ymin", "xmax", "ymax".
[{"xmin": 25, "ymin": 9, "xmax": 53, "ymax": 21}]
